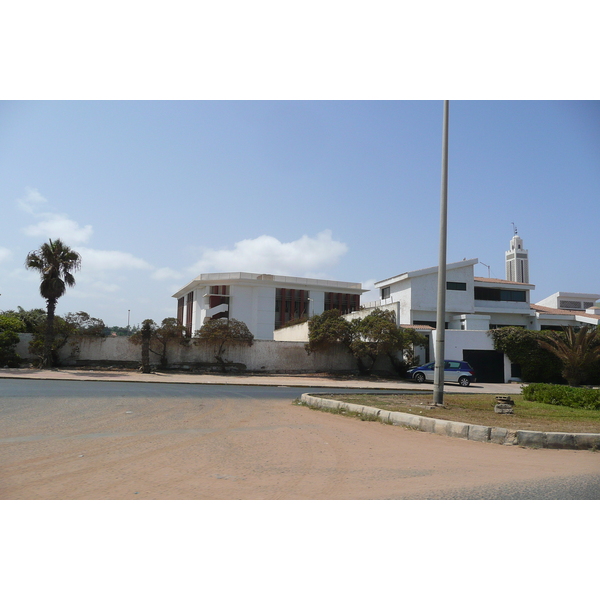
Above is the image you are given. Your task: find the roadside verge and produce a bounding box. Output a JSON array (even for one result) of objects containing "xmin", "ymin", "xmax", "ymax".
[{"xmin": 298, "ymin": 393, "xmax": 600, "ymax": 451}]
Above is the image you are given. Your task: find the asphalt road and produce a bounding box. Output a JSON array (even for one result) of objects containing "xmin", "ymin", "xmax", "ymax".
[{"xmin": 2, "ymin": 379, "xmax": 599, "ymax": 499}]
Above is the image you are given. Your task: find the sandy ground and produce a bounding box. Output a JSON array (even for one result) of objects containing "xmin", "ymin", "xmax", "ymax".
[{"xmin": 1, "ymin": 370, "xmax": 599, "ymax": 499}]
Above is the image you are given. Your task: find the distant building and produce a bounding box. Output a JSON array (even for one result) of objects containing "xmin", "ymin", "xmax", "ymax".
[
  {"xmin": 172, "ymin": 272, "xmax": 366, "ymax": 340},
  {"xmin": 505, "ymin": 228, "xmax": 530, "ymax": 283},
  {"xmin": 532, "ymin": 292, "xmax": 600, "ymax": 330}
]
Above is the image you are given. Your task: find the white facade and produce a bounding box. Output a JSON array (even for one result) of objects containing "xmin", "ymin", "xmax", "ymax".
[
  {"xmin": 373, "ymin": 259, "xmax": 535, "ymax": 330},
  {"xmin": 535, "ymin": 291, "xmax": 600, "ymax": 312},
  {"xmin": 532, "ymin": 292, "xmax": 600, "ymax": 330},
  {"xmin": 173, "ymin": 272, "xmax": 366, "ymax": 340},
  {"xmin": 366, "ymin": 259, "xmax": 537, "ymax": 380}
]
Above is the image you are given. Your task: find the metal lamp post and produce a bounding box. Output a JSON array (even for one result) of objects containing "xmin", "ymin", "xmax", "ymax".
[{"xmin": 433, "ymin": 100, "xmax": 449, "ymax": 406}]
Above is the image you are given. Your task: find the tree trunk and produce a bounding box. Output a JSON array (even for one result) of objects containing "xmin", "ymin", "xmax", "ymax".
[
  {"xmin": 141, "ymin": 322, "xmax": 151, "ymax": 373},
  {"xmin": 43, "ymin": 298, "xmax": 57, "ymax": 369}
]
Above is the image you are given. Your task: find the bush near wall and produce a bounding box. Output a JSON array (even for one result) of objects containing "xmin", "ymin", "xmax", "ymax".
[{"xmin": 523, "ymin": 383, "xmax": 600, "ymax": 410}]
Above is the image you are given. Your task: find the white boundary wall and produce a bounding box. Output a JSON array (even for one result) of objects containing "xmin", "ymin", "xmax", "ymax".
[{"xmin": 15, "ymin": 334, "xmax": 357, "ymax": 373}]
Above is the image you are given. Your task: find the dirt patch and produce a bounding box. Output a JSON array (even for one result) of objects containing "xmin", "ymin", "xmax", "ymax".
[{"xmin": 2, "ymin": 386, "xmax": 600, "ymax": 500}]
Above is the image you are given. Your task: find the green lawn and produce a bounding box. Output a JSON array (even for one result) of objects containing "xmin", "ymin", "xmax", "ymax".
[{"xmin": 315, "ymin": 393, "xmax": 600, "ymax": 433}]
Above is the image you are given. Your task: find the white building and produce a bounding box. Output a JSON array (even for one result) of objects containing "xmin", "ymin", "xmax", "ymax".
[
  {"xmin": 374, "ymin": 258, "xmax": 536, "ymax": 331},
  {"xmin": 369, "ymin": 258, "xmax": 536, "ymax": 382},
  {"xmin": 532, "ymin": 292, "xmax": 600, "ymax": 330},
  {"xmin": 171, "ymin": 234, "xmax": 599, "ymax": 382},
  {"xmin": 172, "ymin": 272, "xmax": 366, "ymax": 340}
]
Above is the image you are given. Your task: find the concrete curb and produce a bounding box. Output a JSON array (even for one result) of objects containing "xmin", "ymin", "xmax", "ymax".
[{"xmin": 298, "ymin": 393, "xmax": 600, "ymax": 451}]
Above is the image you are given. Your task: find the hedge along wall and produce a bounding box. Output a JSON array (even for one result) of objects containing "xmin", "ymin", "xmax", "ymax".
[{"xmin": 15, "ymin": 334, "xmax": 359, "ymax": 373}]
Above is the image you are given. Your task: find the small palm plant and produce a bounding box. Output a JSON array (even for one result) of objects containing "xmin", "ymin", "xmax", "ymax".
[
  {"xmin": 537, "ymin": 326, "xmax": 600, "ymax": 386},
  {"xmin": 25, "ymin": 239, "xmax": 81, "ymax": 368}
]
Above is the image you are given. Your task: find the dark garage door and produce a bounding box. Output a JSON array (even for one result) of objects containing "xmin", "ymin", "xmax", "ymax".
[{"xmin": 463, "ymin": 350, "xmax": 505, "ymax": 383}]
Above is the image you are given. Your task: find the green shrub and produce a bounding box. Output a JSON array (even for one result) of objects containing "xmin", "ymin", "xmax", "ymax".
[
  {"xmin": 523, "ymin": 383, "xmax": 600, "ymax": 410},
  {"xmin": 0, "ymin": 314, "xmax": 25, "ymax": 367}
]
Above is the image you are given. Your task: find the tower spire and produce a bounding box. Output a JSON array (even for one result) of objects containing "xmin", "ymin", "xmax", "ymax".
[{"xmin": 505, "ymin": 226, "xmax": 529, "ymax": 283}]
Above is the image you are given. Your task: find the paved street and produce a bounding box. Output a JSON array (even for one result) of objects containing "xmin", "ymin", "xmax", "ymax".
[
  {"xmin": 0, "ymin": 367, "xmax": 523, "ymax": 393},
  {"xmin": 1, "ymin": 374, "xmax": 599, "ymax": 499}
]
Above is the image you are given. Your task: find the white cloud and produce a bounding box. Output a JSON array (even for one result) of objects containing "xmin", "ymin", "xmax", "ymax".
[
  {"xmin": 188, "ymin": 230, "xmax": 348, "ymax": 276},
  {"xmin": 17, "ymin": 188, "xmax": 47, "ymax": 214},
  {"xmin": 75, "ymin": 247, "xmax": 153, "ymax": 271},
  {"xmin": 0, "ymin": 247, "xmax": 12, "ymax": 264},
  {"xmin": 152, "ymin": 267, "xmax": 184, "ymax": 281},
  {"xmin": 18, "ymin": 188, "xmax": 94, "ymax": 244},
  {"xmin": 23, "ymin": 214, "xmax": 94, "ymax": 244}
]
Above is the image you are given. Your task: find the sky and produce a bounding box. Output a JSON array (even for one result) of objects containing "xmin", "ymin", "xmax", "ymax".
[{"xmin": 1, "ymin": 99, "xmax": 599, "ymax": 327}]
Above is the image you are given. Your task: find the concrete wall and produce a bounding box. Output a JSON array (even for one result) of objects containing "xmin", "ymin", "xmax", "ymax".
[
  {"xmin": 15, "ymin": 334, "xmax": 358, "ymax": 373},
  {"xmin": 273, "ymin": 322, "xmax": 309, "ymax": 342}
]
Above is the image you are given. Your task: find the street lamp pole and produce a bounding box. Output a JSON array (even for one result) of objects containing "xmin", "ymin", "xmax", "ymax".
[{"xmin": 433, "ymin": 100, "xmax": 449, "ymax": 406}]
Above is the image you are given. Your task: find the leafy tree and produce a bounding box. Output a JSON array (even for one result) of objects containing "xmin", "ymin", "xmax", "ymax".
[
  {"xmin": 1, "ymin": 307, "xmax": 46, "ymax": 333},
  {"xmin": 27, "ymin": 311, "xmax": 107, "ymax": 366},
  {"xmin": 140, "ymin": 319, "xmax": 153, "ymax": 373},
  {"xmin": 306, "ymin": 308, "xmax": 427, "ymax": 376},
  {"xmin": 348, "ymin": 309, "xmax": 427, "ymax": 375},
  {"xmin": 537, "ymin": 326, "xmax": 600, "ymax": 387},
  {"xmin": 489, "ymin": 327, "xmax": 564, "ymax": 383},
  {"xmin": 25, "ymin": 239, "xmax": 81, "ymax": 367},
  {"xmin": 305, "ymin": 309, "xmax": 353, "ymax": 354},
  {"xmin": 28, "ymin": 315, "xmax": 77, "ymax": 366},
  {"xmin": 194, "ymin": 318, "xmax": 254, "ymax": 370},
  {"xmin": 129, "ymin": 317, "xmax": 187, "ymax": 367},
  {"xmin": 0, "ymin": 314, "xmax": 26, "ymax": 367},
  {"xmin": 64, "ymin": 312, "xmax": 107, "ymax": 337},
  {"xmin": 106, "ymin": 325, "xmax": 140, "ymax": 337}
]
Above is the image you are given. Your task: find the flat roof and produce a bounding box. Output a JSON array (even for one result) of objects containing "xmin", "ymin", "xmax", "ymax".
[
  {"xmin": 375, "ymin": 259, "xmax": 479, "ymax": 287},
  {"xmin": 474, "ymin": 277, "xmax": 535, "ymax": 289},
  {"xmin": 532, "ymin": 304, "xmax": 600, "ymax": 322},
  {"xmin": 173, "ymin": 272, "xmax": 367, "ymax": 298}
]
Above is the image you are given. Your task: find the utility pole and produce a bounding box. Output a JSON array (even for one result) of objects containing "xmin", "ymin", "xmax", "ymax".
[{"xmin": 433, "ymin": 100, "xmax": 449, "ymax": 406}]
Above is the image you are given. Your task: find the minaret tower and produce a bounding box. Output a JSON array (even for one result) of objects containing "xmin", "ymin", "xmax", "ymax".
[{"xmin": 505, "ymin": 224, "xmax": 529, "ymax": 283}]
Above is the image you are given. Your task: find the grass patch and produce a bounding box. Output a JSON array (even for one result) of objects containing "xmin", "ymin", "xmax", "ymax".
[{"xmin": 312, "ymin": 393, "xmax": 600, "ymax": 433}]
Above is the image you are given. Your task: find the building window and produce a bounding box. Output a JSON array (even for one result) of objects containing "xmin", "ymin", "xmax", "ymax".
[
  {"xmin": 559, "ymin": 300, "xmax": 582, "ymax": 310},
  {"xmin": 185, "ymin": 291, "xmax": 194, "ymax": 336},
  {"xmin": 177, "ymin": 297, "xmax": 184, "ymax": 327},
  {"xmin": 474, "ymin": 287, "xmax": 526, "ymax": 302},
  {"xmin": 447, "ymin": 281, "xmax": 467, "ymax": 291},
  {"xmin": 413, "ymin": 320, "xmax": 448, "ymax": 329},
  {"xmin": 324, "ymin": 292, "xmax": 360, "ymax": 315},
  {"xmin": 275, "ymin": 288, "xmax": 310, "ymax": 329},
  {"xmin": 381, "ymin": 286, "xmax": 391, "ymax": 300},
  {"xmin": 208, "ymin": 285, "xmax": 230, "ymax": 320}
]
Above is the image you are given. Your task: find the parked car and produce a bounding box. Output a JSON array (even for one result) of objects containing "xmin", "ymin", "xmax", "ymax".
[{"xmin": 407, "ymin": 360, "xmax": 476, "ymax": 387}]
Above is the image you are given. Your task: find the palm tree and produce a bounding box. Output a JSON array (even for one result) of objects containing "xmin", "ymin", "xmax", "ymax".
[
  {"xmin": 537, "ymin": 326, "xmax": 600, "ymax": 386},
  {"xmin": 25, "ymin": 239, "xmax": 81, "ymax": 367}
]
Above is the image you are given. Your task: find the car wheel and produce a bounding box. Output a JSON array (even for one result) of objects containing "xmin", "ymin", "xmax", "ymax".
[
  {"xmin": 458, "ymin": 376, "xmax": 470, "ymax": 387},
  {"xmin": 414, "ymin": 372, "xmax": 426, "ymax": 384}
]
